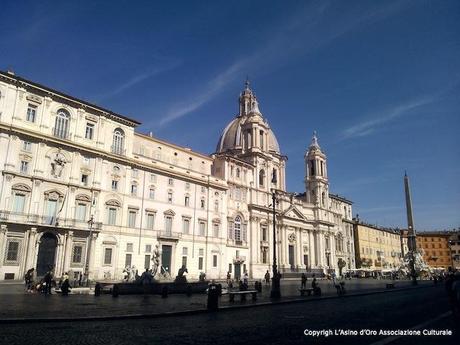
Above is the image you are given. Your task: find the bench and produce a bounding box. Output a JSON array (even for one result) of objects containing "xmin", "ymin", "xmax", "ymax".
[
  {"xmin": 299, "ymin": 288, "xmax": 314, "ymax": 296},
  {"xmin": 386, "ymin": 283, "xmax": 395, "ymax": 289},
  {"xmin": 229, "ymin": 290, "xmax": 257, "ymax": 302}
]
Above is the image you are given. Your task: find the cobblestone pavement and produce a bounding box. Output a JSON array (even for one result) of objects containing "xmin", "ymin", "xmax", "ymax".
[
  {"xmin": 0, "ymin": 278, "xmax": 429, "ymax": 320},
  {"xmin": 0, "ymin": 285, "xmax": 456, "ymax": 345}
]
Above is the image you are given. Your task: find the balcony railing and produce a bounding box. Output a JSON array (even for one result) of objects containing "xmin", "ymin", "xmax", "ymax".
[
  {"xmin": 111, "ymin": 145, "xmax": 126, "ymax": 156},
  {"xmin": 52, "ymin": 127, "xmax": 71, "ymax": 140},
  {"xmin": 0, "ymin": 211, "xmax": 102, "ymax": 230},
  {"xmin": 157, "ymin": 230, "xmax": 182, "ymax": 240}
]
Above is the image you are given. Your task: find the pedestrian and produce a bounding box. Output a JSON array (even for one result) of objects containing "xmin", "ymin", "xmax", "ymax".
[
  {"xmin": 61, "ymin": 278, "xmax": 71, "ymax": 296},
  {"xmin": 44, "ymin": 270, "xmax": 53, "ymax": 295},
  {"xmin": 312, "ymin": 274, "xmax": 321, "ymax": 296},
  {"xmin": 226, "ymin": 271, "xmax": 231, "ymax": 285},
  {"xmin": 243, "ymin": 272, "xmax": 249, "ymax": 286},
  {"xmin": 24, "ymin": 268, "xmax": 35, "ymax": 291},
  {"xmin": 264, "ymin": 270, "xmax": 270, "ymax": 285},
  {"xmin": 141, "ymin": 269, "xmax": 152, "ymax": 295},
  {"xmin": 301, "ymin": 273, "xmax": 307, "ymax": 289}
]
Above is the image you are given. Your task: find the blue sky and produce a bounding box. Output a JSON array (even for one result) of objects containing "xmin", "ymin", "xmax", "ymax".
[{"xmin": 1, "ymin": 0, "xmax": 459, "ymax": 231}]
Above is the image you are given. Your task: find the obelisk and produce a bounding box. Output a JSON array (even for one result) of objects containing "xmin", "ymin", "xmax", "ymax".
[{"xmin": 404, "ymin": 172, "xmax": 417, "ymax": 284}]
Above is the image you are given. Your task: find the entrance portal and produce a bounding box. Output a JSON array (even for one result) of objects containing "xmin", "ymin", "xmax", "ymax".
[
  {"xmin": 161, "ymin": 245, "xmax": 172, "ymax": 274},
  {"xmin": 36, "ymin": 233, "xmax": 58, "ymax": 276},
  {"xmin": 234, "ymin": 263, "xmax": 241, "ymax": 280}
]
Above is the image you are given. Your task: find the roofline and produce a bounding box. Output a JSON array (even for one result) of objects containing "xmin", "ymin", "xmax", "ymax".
[
  {"xmin": 354, "ymin": 221, "xmax": 402, "ymax": 235},
  {"xmin": 329, "ymin": 193, "xmax": 353, "ymax": 204},
  {"xmin": 0, "ymin": 70, "xmax": 141, "ymax": 126},
  {"xmin": 135, "ymin": 132, "xmax": 213, "ymax": 161}
]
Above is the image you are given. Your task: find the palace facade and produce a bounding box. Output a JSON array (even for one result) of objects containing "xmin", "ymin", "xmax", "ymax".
[{"xmin": 0, "ymin": 71, "xmax": 355, "ymax": 282}]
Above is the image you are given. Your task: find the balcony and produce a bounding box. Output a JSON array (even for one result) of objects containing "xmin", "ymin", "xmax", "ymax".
[
  {"xmin": 52, "ymin": 127, "xmax": 71, "ymax": 140},
  {"xmin": 157, "ymin": 230, "xmax": 182, "ymax": 241},
  {"xmin": 233, "ymin": 255, "xmax": 246, "ymax": 264},
  {"xmin": 0, "ymin": 211, "xmax": 102, "ymax": 231},
  {"xmin": 111, "ymin": 145, "xmax": 126, "ymax": 156},
  {"xmin": 227, "ymin": 239, "xmax": 248, "ymax": 247}
]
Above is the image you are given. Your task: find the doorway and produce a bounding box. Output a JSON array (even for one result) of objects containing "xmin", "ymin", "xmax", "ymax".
[
  {"xmin": 234, "ymin": 263, "xmax": 241, "ymax": 280},
  {"xmin": 161, "ymin": 245, "xmax": 172, "ymax": 274},
  {"xmin": 288, "ymin": 245, "xmax": 295, "ymax": 271},
  {"xmin": 36, "ymin": 233, "xmax": 58, "ymax": 276}
]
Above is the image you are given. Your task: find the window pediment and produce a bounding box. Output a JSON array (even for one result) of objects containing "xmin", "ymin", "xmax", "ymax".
[
  {"xmin": 106, "ymin": 199, "xmax": 121, "ymax": 207},
  {"xmin": 164, "ymin": 209, "xmax": 176, "ymax": 216},
  {"xmin": 12, "ymin": 183, "xmax": 31, "ymax": 192},
  {"xmin": 75, "ymin": 194, "xmax": 91, "ymax": 202}
]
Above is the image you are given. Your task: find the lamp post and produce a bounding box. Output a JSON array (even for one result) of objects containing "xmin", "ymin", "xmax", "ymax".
[
  {"xmin": 84, "ymin": 215, "xmax": 94, "ymax": 287},
  {"xmin": 270, "ymin": 189, "xmax": 281, "ymax": 299}
]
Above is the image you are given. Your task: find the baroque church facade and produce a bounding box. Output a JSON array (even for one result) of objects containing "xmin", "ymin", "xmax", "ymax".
[{"xmin": 0, "ymin": 71, "xmax": 355, "ymax": 282}]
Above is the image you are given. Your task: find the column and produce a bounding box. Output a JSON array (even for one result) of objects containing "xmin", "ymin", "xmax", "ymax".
[
  {"xmin": 55, "ymin": 239, "xmax": 64, "ymax": 277},
  {"xmin": 63, "ymin": 231, "xmax": 73, "ymax": 273},
  {"xmin": 0, "ymin": 225, "xmax": 7, "ymax": 268},
  {"xmin": 88, "ymin": 233, "xmax": 98, "ymax": 280},
  {"xmin": 297, "ymin": 229, "xmax": 303, "ymax": 269},
  {"xmin": 24, "ymin": 227, "xmax": 37, "ymax": 271}
]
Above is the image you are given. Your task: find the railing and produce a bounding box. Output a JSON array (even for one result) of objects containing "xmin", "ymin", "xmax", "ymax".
[
  {"xmin": 111, "ymin": 145, "xmax": 126, "ymax": 156},
  {"xmin": 52, "ymin": 127, "xmax": 71, "ymax": 140},
  {"xmin": 157, "ymin": 230, "xmax": 182, "ymax": 240},
  {"xmin": 0, "ymin": 211, "xmax": 102, "ymax": 230},
  {"xmin": 227, "ymin": 239, "xmax": 248, "ymax": 247}
]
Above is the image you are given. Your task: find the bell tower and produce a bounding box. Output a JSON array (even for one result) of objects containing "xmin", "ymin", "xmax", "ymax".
[{"xmin": 305, "ymin": 131, "xmax": 329, "ymax": 207}]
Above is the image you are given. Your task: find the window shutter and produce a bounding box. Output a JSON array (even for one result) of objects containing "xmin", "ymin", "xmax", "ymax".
[{"xmin": 228, "ymin": 222, "xmax": 233, "ymax": 240}]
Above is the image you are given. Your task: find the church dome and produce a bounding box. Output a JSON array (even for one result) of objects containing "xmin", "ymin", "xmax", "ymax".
[
  {"xmin": 215, "ymin": 81, "xmax": 281, "ymax": 154},
  {"xmin": 216, "ymin": 116, "xmax": 280, "ymax": 154}
]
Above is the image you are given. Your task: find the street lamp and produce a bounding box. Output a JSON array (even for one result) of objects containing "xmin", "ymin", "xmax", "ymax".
[
  {"xmin": 84, "ymin": 215, "xmax": 94, "ymax": 287},
  {"xmin": 270, "ymin": 189, "xmax": 281, "ymax": 299}
]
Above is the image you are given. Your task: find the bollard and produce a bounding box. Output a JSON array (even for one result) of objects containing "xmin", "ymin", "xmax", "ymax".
[
  {"xmin": 207, "ymin": 283, "xmax": 219, "ymax": 311},
  {"xmin": 161, "ymin": 286, "xmax": 169, "ymax": 298},
  {"xmin": 186, "ymin": 284, "xmax": 193, "ymax": 297}
]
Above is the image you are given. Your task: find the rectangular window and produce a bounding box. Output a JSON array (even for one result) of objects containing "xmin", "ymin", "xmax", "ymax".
[
  {"xmin": 76, "ymin": 203, "xmax": 87, "ymax": 221},
  {"xmin": 131, "ymin": 184, "xmax": 137, "ymax": 196},
  {"xmin": 22, "ymin": 141, "xmax": 32, "ymax": 151},
  {"xmin": 213, "ymin": 254, "xmax": 218, "ymax": 268},
  {"xmin": 128, "ymin": 211, "xmax": 136, "ymax": 227},
  {"xmin": 132, "ymin": 169, "xmax": 138, "ymax": 178},
  {"xmin": 111, "ymin": 180, "xmax": 118, "ymax": 191},
  {"xmin": 126, "ymin": 243, "xmax": 133, "ymax": 252},
  {"xmin": 199, "ymin": 222, "xmax": 206, "ymax": 236},
  {"xmin": 20, "ymin": 161, "xmax": 29, "ymax": 174},
  {"xmin": 183, "ymin": 219, "xmax": 190, "ymax": 234},
  {"xmin": 104, "ymin": 248, "xmax": 113, "ymax": 265},
  {"xmin": 200, "ymin": 199, "xmax": 205, "ymax": 209},
  {"xmin": 125, "ymin": 253, "xmax": 132, "ymax": 267},
  {"xmin": 198, "ymin": 257, "xmax": 203, "ymax": 270},
  {"xmin": 26, "ymin": 104, "xmax": 37, "ymax": 122},
  {"xmin": 182, "ymin": 256, "xmax": 187, "ymax": 268},
  {"xmin": 150, "ymin": 174, "xmax": 156, "ymax": 183},
  {"xmin": 6, "ymin": 241, "xmax": 19, "ymax": 262},
  {"xmin": 167, "ymin": 192, "xmax": 173, "ymax": 203},
  {"xmin": 145, "ymin": 244, "xmax": 152, "ymax": 253},
  {"xmin": 199, "ymin": 248, "xmax": 204, "ymax": 256},
  {"xmin": 213, "ymin": 223, "xmax": 219, "ymax": 237},
  {"xmin": 262, "ymin": 226, "xmax": 267, "ymax": 241},
  {"xmin": 144, "ymin": 255, "xmax": 151, "ymax": 270},
  {"xmin": 12, "ymin": 194, "xmax": 26, "ymax": 213},
  {"xmin": 228, "ymin": 263, "xmax": 232, "ymax": 273},
  {"xmin": 72, "ymin": 245, "xmax": 83, "ymax": 264},
  {"xmin": 165, "ymin": 216, "xmax": 173, "ymax": 235},
  {"xmin": 147, "ymin": 213, "xmax": 155, "ymax": 229},
  {"xmin": 149, "ymin": 188, "xmax": 155, "ymax": 199},
  {"xmin": 184, "ymin": 196, "xmax": 190, "ymax": 207},
  {"xmin": 85, "ymin": 122, "xmax": 94, "ymax": 140},
  {"xmin": 108, "ymin": 207, "xmax": 117, "ymax": 225},
  {"xmin": 81, "ymin": 174, "xmax": 88, "ymax": 186},
  {"xmin": 168, "ymin": 178, "xmax": 174, "ymax": 186}
]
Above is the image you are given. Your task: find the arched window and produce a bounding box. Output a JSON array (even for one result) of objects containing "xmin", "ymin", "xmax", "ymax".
[
  {"xmin": 272, "ymin": 168, "xmax": 277, "ymax": 184},
  {"xmin": 321, "ymin": 192, "xmax": 325, "ymax": 206},
  {"xmin": 234, "ymin": 216, "xmax": 241, "ymax": 241},
  {"xmin": 54, "ymin": 109, "xmax": 70, "ymax": 139},
  {"xmin": 259, "ymin": 169, "xmax": 265, "ymax": 187},
  {"xmin": 236, "ymin": 168, "xmax": 240, "ymax": 178},
  {"xmin": 112, "ymin": 128, "xmax": 125, "ymax": 155}
]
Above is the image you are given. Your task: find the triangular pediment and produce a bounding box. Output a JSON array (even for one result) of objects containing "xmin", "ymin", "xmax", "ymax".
[{"xmin": 282, "ymin": 205, "xmax": 307, "ymax": 221}]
